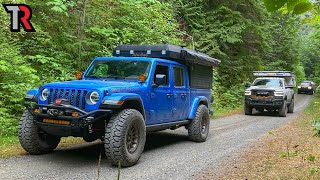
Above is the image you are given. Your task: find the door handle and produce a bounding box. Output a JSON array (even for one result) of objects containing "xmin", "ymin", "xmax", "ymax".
[
  {"xmin": 181, "ymin": 93, "xmax": 187, "ymax": 98},
  {"xmin": 166, "ymin": 93, "xmax": 173, "ymax": 98}
]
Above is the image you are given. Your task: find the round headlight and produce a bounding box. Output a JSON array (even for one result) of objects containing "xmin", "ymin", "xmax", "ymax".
[
  {"xmin": 89, "ymin": 91, "xmax": 100, "ymax": 104},
  {"xmin": 41, "ymin": 88, "xmax": 49, "ymax": 101}
]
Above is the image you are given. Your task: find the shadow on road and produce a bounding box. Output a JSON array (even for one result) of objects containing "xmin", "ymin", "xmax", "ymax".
[
  {"xmin": 40, "ymin": 130, "xmax": 189, "ymax": 165},
  {"xmin": 250, "ymin": 110, "xmax": 280, "ymax": 117}
]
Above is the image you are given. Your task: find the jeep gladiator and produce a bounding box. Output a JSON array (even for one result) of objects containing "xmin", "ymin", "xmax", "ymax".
[{"xmin": 20, "ymin": 44, "xmax": 220, "ymax": 167}]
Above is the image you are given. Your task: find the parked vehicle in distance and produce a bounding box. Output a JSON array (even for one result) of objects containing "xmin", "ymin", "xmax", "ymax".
[
  {"xmin": 244, "ymin": 71, "xmax": 296, "ymax": 117},
  {"xmin": 20, "ymin": 44, "xmax": 220, "ymax": 167},
  {"xmin": 298, "ymin": 81, "xmax": 316, "ymax": 95}
]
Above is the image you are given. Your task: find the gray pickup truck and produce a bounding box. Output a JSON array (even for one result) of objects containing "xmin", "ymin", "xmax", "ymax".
[{"xmin": 244, "ymin": 71, "xmax": 295, "ymax": 117}]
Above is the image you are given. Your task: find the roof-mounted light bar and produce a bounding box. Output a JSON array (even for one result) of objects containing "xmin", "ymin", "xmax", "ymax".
[{"xmin": 253, "ymin": 71, "xmax": 294, "ymax": 77}]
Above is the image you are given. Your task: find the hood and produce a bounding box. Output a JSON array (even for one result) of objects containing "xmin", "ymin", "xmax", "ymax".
[
  {"xmin": 246, "ymin": 86, "xmax": 283, "ymax": 91},
  {"xmin": 43, "ymin": 80, "xmax": 140, "ymax": 90}
]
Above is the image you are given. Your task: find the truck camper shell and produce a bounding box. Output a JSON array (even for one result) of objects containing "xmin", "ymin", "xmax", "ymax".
[{"xmin": 113, "ymin": 44, "xmax": 221, "ymax": 89}]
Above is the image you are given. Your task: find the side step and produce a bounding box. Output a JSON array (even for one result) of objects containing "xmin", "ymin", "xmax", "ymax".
[{"xmin": 146, "ymin": 120, "xmax": 190, "ymax": 132}]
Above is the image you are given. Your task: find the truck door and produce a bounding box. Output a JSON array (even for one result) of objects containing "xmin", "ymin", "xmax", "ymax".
[
  {"xmin": 171, "ymin": 66, "xmax": 188, "ymax": 121},
  {"xmin": 150, "ymin": 63, "xmax": 173, "ymax": 124}
]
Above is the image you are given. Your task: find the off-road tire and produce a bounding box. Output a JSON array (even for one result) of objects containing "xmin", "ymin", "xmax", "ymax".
[
  {"xmin": 188, "ymin": 105, "xmax": 210, "ymax": 142},
  {"xmin": 19, "ymin": 110, "xmax": 60, "ymax": 154},
  {"xmin": 105, "ymin": 109, "xmax": 146, "ymax": 167},
  {"xmin": 288, "ymin": 99, "xmax": 294, "ymax": 113},
  {"xmin": 279, "ymin": 100, "xmax": 287, "ymax": 117},
  {"xmin": 310, "ymin": 90, "xmax": 315, "ymax": 95},
  {"xmin": 244, "ymin": 105, "xmax": 253, "ymax": 115}
]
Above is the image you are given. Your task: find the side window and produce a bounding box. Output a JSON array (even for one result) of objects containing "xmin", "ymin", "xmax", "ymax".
[
  {"xmin": 154, "ymin": 65, "xmax": 169, "ymax": 86},
  {"xmin": 174, "ymin": 67, "xmax": 184, "ymax": 87}
]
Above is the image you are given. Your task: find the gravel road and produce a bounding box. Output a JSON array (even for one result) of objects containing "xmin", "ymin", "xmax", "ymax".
[{"xmin": 0, "ymin": 94, "xmax": 312, "ymax": 180}]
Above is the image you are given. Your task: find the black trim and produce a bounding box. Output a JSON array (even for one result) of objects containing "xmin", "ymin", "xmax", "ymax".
[
  {"xmin": 27, "ymin": 104, "xmax": 112, "ymax": 120},
  {"xmin": 245, "ymin": 97, "xmax": 284, "ymax": 108},
  {"xmin": 25, "ymin": 94, "xmax": 37, "ymax": 102},
  {"xmin": 26, "ymin": 103, "xmax": 112, "ymax": 136},
  {"xmin": 100, "ymin": 97, "xmax": 146, "ymax": 119},
  {"xmin": 146, "ymin": 120, "xmax": 189, "ymax": 132}
]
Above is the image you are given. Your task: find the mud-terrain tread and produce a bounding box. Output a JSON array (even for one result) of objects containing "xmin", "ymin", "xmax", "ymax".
[
  {"xmin": 19, "ymin": 110, "xmax": 60, "ymax": 154},
  {"xmin": 244, "ymin": 105, "xmax": 252, "ymax": 115},
  {"xmin": 188, "ymin": 105, "xmax": 210, "ymax": 142},
  {"xmin": 104, "ymin": 109, "xmax": 146, "ymax": 167},
  {"xmin": 279, "ymin": 100, "xmax": 287, "ymax": 117},
  {"xmin": 288, "ymin": 99, "xmax": 294, "ymax": 113}
]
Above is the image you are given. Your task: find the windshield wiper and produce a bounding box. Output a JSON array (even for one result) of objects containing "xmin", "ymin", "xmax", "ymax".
[
  {"xmin": 105, "ymin": 76, "xmax": 126, "ymax": 80},
  {"xmin": 84, "ymin": 75, "xmax": 105, "ymax": 79}
]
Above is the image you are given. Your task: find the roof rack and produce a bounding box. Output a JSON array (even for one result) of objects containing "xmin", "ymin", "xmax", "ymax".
[
  {"xmin": 253, "ymin": 71, "xmax": 296, "ymax": 87},
  {"xmin": 112, "ymin": 44, "xmax": 221, "ymax": 67},
  {"xmin": 253, "ymin": 71, "xmax": 294, "ymax": 77}
]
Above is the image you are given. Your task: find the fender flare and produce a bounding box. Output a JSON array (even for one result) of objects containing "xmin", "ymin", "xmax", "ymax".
[
  {"xmin": 25, "ymin": 89, "xmax": 38, "ymax": 102},
  {"xmin": 187, "ymin": 96, "xmax": 209, "ymax": 119},
  {"xmin": 100, "ymin": 93, "xmax": 146, "ymax": 119}
]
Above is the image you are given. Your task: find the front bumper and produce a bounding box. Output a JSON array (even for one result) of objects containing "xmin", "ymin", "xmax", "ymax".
[
  {"xmin": 26, "ymin": 103, "xmax": 112, "ymax": 136},
  {"xmin": 245, "ymin": 97, "xmax": 284, "ymax": 108},
  {"xmin": 298, "ymin": 88, "xmax": 313, "ymax": 93}
]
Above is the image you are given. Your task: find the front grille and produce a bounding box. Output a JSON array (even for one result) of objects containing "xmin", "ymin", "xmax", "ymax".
[
  {"xmin": 252, "ymin": 90, "xmax": 274, "ymax": 96},
  {"xmin": 47, "ymin": 88, "xmax": 88, "ymax": 110}
]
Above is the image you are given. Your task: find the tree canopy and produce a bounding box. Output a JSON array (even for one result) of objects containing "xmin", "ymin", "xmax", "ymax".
[{"xmin": 0, "ymin": 0, "xmax": 319, "ymax": 136}]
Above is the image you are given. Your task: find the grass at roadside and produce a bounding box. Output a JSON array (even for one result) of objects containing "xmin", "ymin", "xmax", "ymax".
[
  {"xmin": 212, "ymin": 106, "xmax": 243, "ymax": 119},
  {"xmin": 0, "ymin": 136, "xmax": 25, "ymax": 158},
  {"xmin": 200, "ymin": 94, "xmax": 320, "ymax": 179},
  {"xmin": 0, "ymin": 136, "xmax": 85, "ymax": 158}
]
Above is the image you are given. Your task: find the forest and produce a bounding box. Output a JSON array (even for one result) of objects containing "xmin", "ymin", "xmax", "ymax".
[{"xmin": 0, "ymin": 0, "xmax": 320, "ymax": 139}]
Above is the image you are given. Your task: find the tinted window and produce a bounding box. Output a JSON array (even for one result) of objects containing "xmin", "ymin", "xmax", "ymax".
[
  {"xmin": 154, "ymin": 65, "xmax": 169, "ymax": 86},
  {"xmin": 253, "ymin": 79, "xmax": 283, "ymax": 88},
  {"xmin": 85, "ymin": 60, "xmax": 150, "ymax": 80},
  {"xmin": 301, "ymin": 82, "xmax": 310, "ymax": 86},
  {"xmin": 174, "ymin": 67, "xmax": 184, "ymax": 87}
]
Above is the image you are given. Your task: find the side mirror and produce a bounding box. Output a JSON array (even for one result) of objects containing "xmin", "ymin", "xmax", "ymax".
[
  {"xmin": 75, "ymin": 72, "xmax": 83, "ymax": 80},
  {"xmin": 153, "ymin": 74, "xmax": 167, "ymax": 87},
  {"xmin": 245, "ymin": 82, "xmax": 251, "ymax": 88}
]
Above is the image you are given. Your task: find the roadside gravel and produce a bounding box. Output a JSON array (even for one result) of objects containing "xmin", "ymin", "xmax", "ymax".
[{"xmin": 0, "ymin": 94, "xmax": 312, "ymax": 180}]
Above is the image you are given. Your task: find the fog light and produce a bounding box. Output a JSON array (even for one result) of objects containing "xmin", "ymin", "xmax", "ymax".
[
  {"xmin": 34, "ymin": 109, "xmax": 40, "ymax": 113},
  {"xmin": 72, "ymin": 112, "xmax": 79, "ymax": 117}
]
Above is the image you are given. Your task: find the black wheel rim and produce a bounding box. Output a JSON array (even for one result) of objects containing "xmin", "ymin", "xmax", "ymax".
[
  {"xmin": 201, "ymin": 116, "xmax": 207, "ymax": 134},
  {"xmin": 126, "ymin": 122, "xmax": 140, "ymax": 154}
]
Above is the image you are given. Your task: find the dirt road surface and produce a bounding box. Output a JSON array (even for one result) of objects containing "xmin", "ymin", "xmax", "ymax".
[{"xmin": 0, "ymin": 94, "xmax": 312, "ymax": 180}]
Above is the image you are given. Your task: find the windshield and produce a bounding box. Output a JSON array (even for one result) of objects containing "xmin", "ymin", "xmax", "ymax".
[
  {"xmin": 85, "ymin": 60, "xmax": 151, "ymax": 80},
  {"xmin": 253, "ymin": 79, "xmax": 283, "ymax": 88},
  {"xmin": 300, "ymin": 82, "xmax": 310, "ymax": 86}
]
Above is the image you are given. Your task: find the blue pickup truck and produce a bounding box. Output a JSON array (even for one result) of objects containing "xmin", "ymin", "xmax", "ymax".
[{"xmin": 20, "ymin": 44, "xmax": 220, "ymax": 167}]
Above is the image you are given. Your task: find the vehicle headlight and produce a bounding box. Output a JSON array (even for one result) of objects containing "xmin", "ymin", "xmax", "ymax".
[
  {"xmin": 245, "ymin": 90, "xmax": 251, "ymax": 96},
  {"xmin": 41, "ymin": 88, "xmax": 49, "ymax": 101},
  {"xmin": 88, "ymin": 91, "xmax": 100, "ymax": 104},
  {"xmin": 298, "ymin": 86, "xmax": 301, "ymax": 89},
  {"xmin": 308, "ymin": 87, "xmax": 312, "ymax": 89},
  {"xmin": 274, "ymin": 91, "xmax": 284, "ymax": 97}
]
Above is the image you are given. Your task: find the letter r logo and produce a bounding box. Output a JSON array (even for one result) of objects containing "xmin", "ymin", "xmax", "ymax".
[{"xmin": 2, "ymin": 4, "xmax": 36, "ymax": 32}]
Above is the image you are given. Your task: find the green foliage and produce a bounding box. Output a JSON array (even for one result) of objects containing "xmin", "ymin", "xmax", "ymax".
[
  {"xmin": 0, "ymin": 0, "xmax": 318, "ymax": 138},
  {"xmin": 263, "ymin": 0, "xmax": 287, "ymax": 12},
  {"xmin": 263, "ymin": 0, "xmax": 314, "ymax": 14}
]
